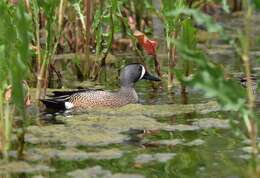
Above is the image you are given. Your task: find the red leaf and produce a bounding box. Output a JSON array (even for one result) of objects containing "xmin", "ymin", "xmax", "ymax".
[{"xmin": 134, "ymin": 31, "xmax": 157, "ymax": 56}]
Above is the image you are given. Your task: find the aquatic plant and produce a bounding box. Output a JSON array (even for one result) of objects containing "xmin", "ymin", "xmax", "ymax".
[
  {"xmin": 238, "ymin": 0, "xmax": 258, "ymax": 157},
  {"xmin": 31, "ymin": 0, "xmax": 65, "ymax": 100},
  {"xmin": 0, "ymin": 0, "xmax": 31, "ymax": 159},
  {"xmin": 0, "ymin": 1, "xmax": 259, "ymax": 170},
  {"xmin": 92, "ymin": 0, "xmax": 119, "ymax": 78},
  {"xmin": 169, "ymin": 1, "xmax": 259, "ymax": 159},
  {"xmin": 144, "ymin": 0, "xmax": 186, "ymax": 89}
]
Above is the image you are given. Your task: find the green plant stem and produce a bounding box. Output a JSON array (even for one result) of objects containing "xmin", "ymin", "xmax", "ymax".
[
  {"xmin": 3, "ymin": 102, "xmax": 12, "ymax": 160},
  {"xmin": 35, "ymin": 0, "xmax": 65, "ymax": 100},
  {"xmin": 48, "ymin": 0, "xmax": 66, "ymax": 61},
  {"xmin": 242, "ymin": 0, "xmax": 257, "ymax": 156},
  {"xmin": 83, "ymin": 0, "xmax": 91, "ymax": 79},
  {"xmin": 101, "ymin": 4, "xmax": 114, "ymax": 66},
  {"xmin": 117, "ymin": 14, "xmax": 145, "ymax": 63},
  {"xmin": 32, "ymin": 1, "xmax": 42, "ymax": 100},
  {"xmin": 168, "ymin": 31, "xmax": 177, "ymax": 89},
  {"xmin": 36, "ymin": 58, "xmax": 47, "ymax": 100},
  {"xmin": 95, "ymin": 1, "xmax": 115, "ymax": 80},
  {"xmin": 0, "ymin": 91, "xmax": 3, "ymax": 155}
]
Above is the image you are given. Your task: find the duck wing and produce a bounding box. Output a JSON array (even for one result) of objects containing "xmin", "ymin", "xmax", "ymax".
[
  {"xmin": 40, "ymin": 88, "xmax": 103, "ymax": 110},
  {"xmin": 50, "ymin": 88, "xmax": 103, "ymax": 97},
  {"xmin": 40, "ymin": 98, "xmax": 68, "ymax": 110},
  {"xmin": 239, "ymin": 75, "xmax": 256, "ymax": 83},
  {"xmin": 238, "ymin": 75, "xmax": 257, "ymax": 94}
]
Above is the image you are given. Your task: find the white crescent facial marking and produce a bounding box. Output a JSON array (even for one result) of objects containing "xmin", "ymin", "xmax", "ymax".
[
  {"xmin": 65, "ymin": 102, "xmax": 74, "ymax": 109},
  {"xmin": 139, "ymin": 65, "xmax": 146, "ymax": 80}
]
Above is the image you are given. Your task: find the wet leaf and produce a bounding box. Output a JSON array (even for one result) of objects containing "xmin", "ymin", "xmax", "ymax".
[{"xmin": 134, "ymin": 30, "xmax": 158, "ymax": 56}]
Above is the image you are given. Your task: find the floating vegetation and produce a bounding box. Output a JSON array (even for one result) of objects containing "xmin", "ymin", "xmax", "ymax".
[
  {"xmin": 24, "ymin": 148, "xmax": 123, "ymax": 161},
  {"xmin": 0, "ymin": 161, "xmax": 55, "ymax": 174},
  {"xmin": 134, "ymin": 153, "xmax": 177, "ymax": 164},
  {"xmin": 67, "ymin": 166, "xmax": 145, "ymax": 178},
  {"xmin": 0, "ymin": 0, "xmax": 260, "ymax": 177},
  {"xmin": 25, "ymin": 103, "xmax": 229, "ymax": 147}
]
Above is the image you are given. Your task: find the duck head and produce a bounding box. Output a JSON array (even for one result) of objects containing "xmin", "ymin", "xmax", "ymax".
[{"xmin": 120, "ymin": 63, "xmax": 161, "ymax": 88}]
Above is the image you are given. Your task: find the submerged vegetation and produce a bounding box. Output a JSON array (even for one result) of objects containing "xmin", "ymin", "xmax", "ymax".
[{"xmin": 0, "ymin": 0, "xmax": 260, "ymax": 177}]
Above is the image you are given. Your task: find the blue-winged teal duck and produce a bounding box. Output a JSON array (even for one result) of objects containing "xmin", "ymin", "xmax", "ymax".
[
  {"xmin": 239, "ymin": 75, "xmax": 257, "ymax": 95},
  {"xmin": 41, "ymin": 63, "xmax": 161, "ymax": 110}
]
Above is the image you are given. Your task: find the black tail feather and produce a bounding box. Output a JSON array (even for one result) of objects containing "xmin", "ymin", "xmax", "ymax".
[
  {"xmin": 51, "ymin": 90, "xmax": 83, "ymax": 97},
  {"xmin": 40, "ymin": 99, "xmax": 66, "ymax": 110}
]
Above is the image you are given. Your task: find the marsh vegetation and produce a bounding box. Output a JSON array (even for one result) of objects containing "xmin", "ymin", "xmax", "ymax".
[{"xmin": 0, "ymin": 0, "xmax": 260, "ymax": 177}]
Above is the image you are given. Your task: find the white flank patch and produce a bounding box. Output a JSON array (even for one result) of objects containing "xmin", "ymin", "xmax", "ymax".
[
  {"xmin": 65, "ymin": 102, "xmax": 74, "ymax": 109},
  {"xmin": 138, "ymin": 65, "xmax": 146, "ymax": 80}
]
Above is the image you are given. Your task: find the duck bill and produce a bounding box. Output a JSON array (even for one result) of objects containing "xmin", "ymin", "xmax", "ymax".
[{"xmin": 142, "ymin": 72, "xmax": 161, "ymax": 81}]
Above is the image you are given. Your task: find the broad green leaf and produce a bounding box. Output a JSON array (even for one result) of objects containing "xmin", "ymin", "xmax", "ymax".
[{"xmin": 167, "ymin": 8, "xmax": 222, "ymax": 33}]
